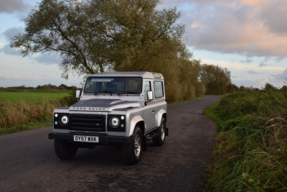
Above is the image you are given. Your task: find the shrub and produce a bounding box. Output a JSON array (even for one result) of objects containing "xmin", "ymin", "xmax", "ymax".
[
  {"xmin": 0, "ymin": 99, "xmax": 66, "ymax": 128},
  {"xmin": 207, "ymin": 90, "xmax": 287, "ymax": 191}
]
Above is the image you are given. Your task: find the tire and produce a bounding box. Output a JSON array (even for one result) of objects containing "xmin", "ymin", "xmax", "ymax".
[
  {"xmin": 54, "ymin": 139, "xmax": 78, "ymax": 160},
  {"xmin": 152, "ymin": 117, "xmax": 166, "ymax": 146},
  {"xmin": 122, "ymin": 127, "xmax": 143, "ymax": 165}
]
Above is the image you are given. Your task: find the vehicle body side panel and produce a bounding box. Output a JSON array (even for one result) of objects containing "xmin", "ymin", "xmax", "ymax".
[{"xmin": 128, "ymin": 115, "xmax": 144, "ymax": 136}]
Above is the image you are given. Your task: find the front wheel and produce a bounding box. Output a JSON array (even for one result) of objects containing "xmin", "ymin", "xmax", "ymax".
[
  {"xmin": 122, "ymin": 127, "xmax": 143, "ymax": 165},
  {"xmin": 152, "ymin": 117, "xmax": 166, "ymax": 146},
  {"xmin": 54, "ymin": 139, "xmax": 78, "ymax": 160}
]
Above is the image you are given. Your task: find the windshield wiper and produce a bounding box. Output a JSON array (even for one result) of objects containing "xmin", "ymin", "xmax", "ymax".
[{"xmin": 125, "ymin": 91, "xmax": 140, "ymax": 94}]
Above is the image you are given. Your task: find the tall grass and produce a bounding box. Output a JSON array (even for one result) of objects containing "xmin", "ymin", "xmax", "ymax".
[
  {"xmin": 0, "ymin": 99, "xmax": 66, "ymax": 129},
  {"xmin": 206, "ymin": 90, "xmax": 287, "ymax": 191}
]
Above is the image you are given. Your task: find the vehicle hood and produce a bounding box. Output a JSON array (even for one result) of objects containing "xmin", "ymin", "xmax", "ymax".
[{"xmin": 69, "ymin": 99, "xmax": 141, "ymax": 112}]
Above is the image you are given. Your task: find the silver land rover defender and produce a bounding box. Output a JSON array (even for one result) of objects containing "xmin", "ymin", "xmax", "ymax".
[{"xmin": 48, "ymin": 72, "xmax": 168, "ymax": 165}]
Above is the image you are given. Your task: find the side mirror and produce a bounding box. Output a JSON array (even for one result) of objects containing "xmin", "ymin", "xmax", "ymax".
[
  {"xmin": 147, "ymin": 91, "xmax": 153, "ymax": 101},
  {"xmin": 76, "ymin": 90, "xmax": 81, "ymax": 99}
]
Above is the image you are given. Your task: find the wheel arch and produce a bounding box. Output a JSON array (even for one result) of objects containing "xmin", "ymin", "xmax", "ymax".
[
  {"xmin": 163, "ymin": 113, "xmax": 167, "ymax": 122},
  {"xmin": 129, "ymin": 115, "xmax": 144, "ymax": 136},
  {"xmin": 155, "ymin": 109, "xmax": 167, "ymax": 127},
  {"xmin": 135, "ymin": 121, "xmax": 145, "ymax": 135}
]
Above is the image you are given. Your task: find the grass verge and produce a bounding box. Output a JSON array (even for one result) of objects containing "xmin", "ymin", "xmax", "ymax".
[
  {"xmin": 168, "ymin": 95, "xmax": 208, "ymax": 105},
  {"xmin": 0, "ymin": 90, "xmax": 77, "ymax": 135},
  {"xmin": 0, "ymin": 118, "xmax": 53, "ymax": 135},
  {"xmin": 203, "ymin": 102, "xmax": 225, "ymax": 130},
  {"xmin": 204, "ymin": 91, "xmax": 287, "ymax": 191}
]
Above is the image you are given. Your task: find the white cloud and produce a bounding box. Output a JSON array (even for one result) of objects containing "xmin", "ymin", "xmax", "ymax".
[
  {"xmin": 0, "ymin": 51, "xmax": 82, "ymax": 87},
  {"xmin": 0, "ymin": 75, "xmax": 39, "ymax": 81},
  {"xmin": 233, "ymin": 78, "xmax": 270, "ymax": 88},
  {"xmin": 161, "ymin": 0, "xmax": 287, "ymax": 59},
  {"xmin": 0, "ymin": 0, "xmax": 28, "ymax": 13},
  {"xmin": 32, "ymin": 54, "xmax": 62, "ymax": 65},
  {"xmin": 275, "ymin": 68, "xmax": 287, "ymax": 81},
  {"xmin": 200, "ymin": 59, "xmax": 286, "ymax": 87},
  {"xmin": 0, "ymin": 42, "xmax": 62, "ymax": 65},
  {"xmin": 201, "ymin": 59, "xmax": 284, "ymax": 72},
  {"xmin": 2, "ymin": 27, "xmax": 24, "ymax": 41},
  {"xmin": 0, "ymin": 44, "xmax": 21, "ymax": 55}
]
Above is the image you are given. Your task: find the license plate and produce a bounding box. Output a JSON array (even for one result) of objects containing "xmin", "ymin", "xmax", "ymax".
[{"xmin": 73, "ymin": 135, "xmax": 99, "ymax": 143}]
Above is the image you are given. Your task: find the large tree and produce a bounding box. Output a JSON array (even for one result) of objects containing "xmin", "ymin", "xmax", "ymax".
[
  {"xmin": 200, "ymin": 64, "xmax": 231, "ymax": 95},
  {"xmin": 11, "ymin": 0, "xmax": 185, "ymax": 78}
]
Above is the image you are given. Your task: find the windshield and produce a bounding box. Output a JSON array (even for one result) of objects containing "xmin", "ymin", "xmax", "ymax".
[{"xmin": 84, "ymin": 77, "xmax": 142, "ymax": 94}]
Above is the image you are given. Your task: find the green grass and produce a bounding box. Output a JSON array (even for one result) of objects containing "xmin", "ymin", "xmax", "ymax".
[
  {"xmin": 0, "ymin": 91, "xmax": 69, "ymax": 104},
  {"xmin": 168, "ymin": 95, "xmax": 208, "ymax": 105},
  {"xmin": 204, "ymin": 90, "xmax": 287, "ymax": 191},
  {"xmin": 203, "ymin": 102, "xmax": 225, "ymax": 130},
  {"xmin": 0, "ymin": 89, "xmax": 78, "ymax": 135},
  {"xmin": 0, "ymin": 118, "xmax": 53, "ymax": 135}
]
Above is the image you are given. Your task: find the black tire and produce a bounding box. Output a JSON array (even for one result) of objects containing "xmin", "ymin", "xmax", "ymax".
[
  {"xmin": 152, "ymin": 117, "xmax": 166, "ymax": 146},
  {"xmin": 122, "ymin": 127, "xmax": 143, "ymax": 165},
  {"xmin": 54, "ymin": 139, "xmax": 78, "ymax": 160}
]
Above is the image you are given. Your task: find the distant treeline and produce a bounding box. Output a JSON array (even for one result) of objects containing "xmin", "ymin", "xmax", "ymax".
[
  {"xmin": 231, "ymin": 83, "xmax": 287, "ymax": 92},
  {"xmin": 0, "ymin": 84, "xmax": 79, "ymax": 91},
  {"xmin": 154, "ymin": 61, "xmax": 235, "ymax": 103}
]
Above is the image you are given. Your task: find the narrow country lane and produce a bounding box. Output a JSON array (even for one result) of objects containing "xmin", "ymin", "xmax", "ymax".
[{"xmin": 0, "ymin": 96, "xmax": 220, "ymax": 192}]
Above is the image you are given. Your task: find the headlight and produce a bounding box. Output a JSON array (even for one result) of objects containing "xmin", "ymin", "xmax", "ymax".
[
  {"xmin": 109, "ymin": 117, "xmax": 120, "ymax": 128},
  {"xmin": 61, "ymin": 115, "xmax": 69, "ymax": 125}
]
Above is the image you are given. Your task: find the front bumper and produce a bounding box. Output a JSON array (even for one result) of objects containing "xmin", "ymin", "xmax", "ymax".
[{"xmin": 48, "ymin": 132, "xmax": 131, "ymax": 143}]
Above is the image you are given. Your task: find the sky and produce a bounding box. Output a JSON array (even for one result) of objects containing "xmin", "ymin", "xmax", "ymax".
[{"xmin": 0, "ymin": 0, "xmax": 287, "ymax": 88}]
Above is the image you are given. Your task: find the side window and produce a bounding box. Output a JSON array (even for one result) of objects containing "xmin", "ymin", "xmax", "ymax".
[
  {"xmin": 154, "ymin": 81, "xmax": 164, "ymax": 98},
  {"xmin": 144, "ymin": 81, "xmax": 151, "ymax": 101}
]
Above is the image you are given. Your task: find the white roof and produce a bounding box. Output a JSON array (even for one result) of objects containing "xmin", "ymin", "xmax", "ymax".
[{"xmin": 89, "ymin": 71, "xmax": 164, "ymax": 79}]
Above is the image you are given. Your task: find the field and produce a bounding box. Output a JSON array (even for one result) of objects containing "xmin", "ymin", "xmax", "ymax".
[
  {"xmin": 0, "ymin": 91, "xmax": 69, "ymax": 104},
  {"xmin": 204, "ymin": 91, "xmax": 287, "ymax": 191},
  {"xmin": 0, "ymin": 90, "xmax": 75, "ymax": 134}
]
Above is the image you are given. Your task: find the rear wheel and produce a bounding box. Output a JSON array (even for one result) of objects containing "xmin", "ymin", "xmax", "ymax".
[
  {"xmin": 54, "ymin": 139, "xmax": 78, "ymax": 160},
  {"xmin": 152, "ymin": 117, "xmax": 166, "ymax": 146},
  {"xmin": 122, "ymin": 127, "xmax": 143, "ymax": 165}
]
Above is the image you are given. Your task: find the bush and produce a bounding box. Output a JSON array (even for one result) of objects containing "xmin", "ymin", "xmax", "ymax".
[
  {"xmin": 59, "ymin": 88, "xmax": 79, "ymax": 106},
  {"xmin": 206, "ymin": 90, "xmax": 287, "ymax": 191},
  {"xmin": 0, "ymin": 99, "xmax": 66, "ymax": 128}
]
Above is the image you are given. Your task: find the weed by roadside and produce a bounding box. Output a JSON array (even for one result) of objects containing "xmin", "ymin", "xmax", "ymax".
[
  {"xmin": 204, "ymin": 90, "xmax": 287, "ymax": 191},
  {"xmin": 0, "ymin": 118, "xmax": 53, "ymax": 135},
  {"xmin": 0, "ymin": 98, "xmax": 67, "ymax": 134}
]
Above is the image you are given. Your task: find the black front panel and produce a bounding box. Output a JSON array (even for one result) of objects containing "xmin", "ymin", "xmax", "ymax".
[
  {"xmin": 107, "ymin": 115, "xmax": 126, "ymax": 132},
  {"xmin": 70, "ymin": 114, "xmax": 106, "ymax": 132},
  {"xmin": 54, "ymin": 113, "xmax": 70, "ymax": 129}
]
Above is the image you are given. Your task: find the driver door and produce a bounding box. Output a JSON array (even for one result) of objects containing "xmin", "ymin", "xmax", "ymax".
[{"xmin": 144, "ymin": 80, "xmax": 156, "ymax": 132}]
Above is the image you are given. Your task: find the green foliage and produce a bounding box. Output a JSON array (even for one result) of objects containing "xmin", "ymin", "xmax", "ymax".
[
  {"xmin": 0, "ymin": 99, "xmax": 67, "ymax": 128},
  {"xmin": 0, "ymin": 88, "xmax": 81, "ymax": 132},
  {"xmin": 0, "ymin": 91, "xmax": 69, "ymax": 104},
  {"xmin": 11, "ymin": 0, "xmax": 185, "ymax": 78},
  {"xmin": 205, "ymin": 91, "xmax": 287, "ymax": 191},
  {"xmin": 200, "ymin": 64, "xmax": 231, "ymax": 95},
  {"xmin": 10, "ymin": 0, "xmax": 232, "ymax": 103},
  {"xmin": 168, "ymin": 95, "xmax": 208, "ymax": 106},
  {"xmin": 0, "ymin": 118, "xmax": 53, "ymax": 135},
  {"xmin": 59, "ymin": 88, "xmax": 79, "ymax": 106},
  {"xmin": 203, "ymin": 102, "xmax": 225, "ymax": 129},
  {"xmin": 264, "ymin": 83, "xmax": 279, "ymax": 92}
]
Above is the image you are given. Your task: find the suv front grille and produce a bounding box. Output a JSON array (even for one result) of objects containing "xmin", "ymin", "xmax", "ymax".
[{"xmin": 70, "ymin": 114, "xmax": 105, "ymax": 131}]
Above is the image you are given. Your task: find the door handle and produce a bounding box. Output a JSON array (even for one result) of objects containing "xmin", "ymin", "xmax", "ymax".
[{"xmin": 152, "ymin": 110, "xmax": 155, "ymax": 113}]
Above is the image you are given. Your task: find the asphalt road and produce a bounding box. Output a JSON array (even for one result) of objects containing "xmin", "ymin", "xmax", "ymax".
[{"xmin": 0, "ymin": 96, "xmax": 220, "ymax": 192}]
